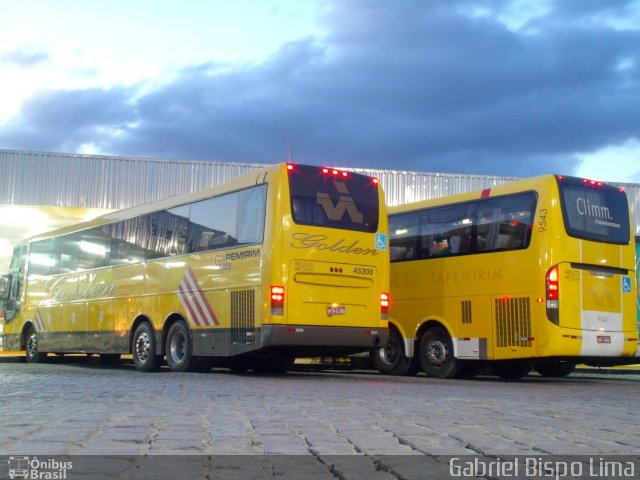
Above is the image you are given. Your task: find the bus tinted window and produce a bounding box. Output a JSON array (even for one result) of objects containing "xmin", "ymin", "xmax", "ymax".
[
  {"xmin": 289, "ymin": 165, "xmax": 379, "ymax": 233},
  {"xmin": 389, "ymin": 212, "xmax": 420, "ymax": 261},
  {"xmin": 558, "ymin": 177, "xmax": 630, "ymax": 245},
  {"xmin": 26, "ymin": 185, "xmax": 268, "ymax": 276},
  {"xmin": 389, "ymin": 192, "xmax": 536, "ymax": 262},
  {"xmin": 475, "ymin": 193, "xmax": 536, "ymax": 252},
  {"xmin": 420, "ymin": 204, "xmax": 474, "ymax": 258}
]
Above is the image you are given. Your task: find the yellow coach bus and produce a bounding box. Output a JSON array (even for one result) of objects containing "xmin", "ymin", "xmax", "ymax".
[
  {"xmin": 372, "ymin": 174, "xmax": 637, "ymax": 379},
  {"xmin": 1, "ymin": 163, "xmax": 389, "ymax": 372}
]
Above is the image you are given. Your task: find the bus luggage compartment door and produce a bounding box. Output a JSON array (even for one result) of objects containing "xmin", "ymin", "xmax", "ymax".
[{"xmin": 287, "ymin": 260, "xmax": 377, "ymax": 328}]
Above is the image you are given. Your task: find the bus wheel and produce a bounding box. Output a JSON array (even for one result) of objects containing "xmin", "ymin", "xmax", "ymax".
[
  {"xmin": 165, "ymin": 321, "xmax": 197, "ymax": 372},
  {"xmin": 132, "ymin": 323, "xmax": 161, "ymax": 372},
  {"xmin": 25, "ymin": 326, "xmax": 47, "ymax": 363},
  {"xmin": 418, "ymin": 327, "xmax": 458, "ymax": 379},
  {"xmin": 370, "ymin": 328, "xmax": 417, "ymax": 376},
  {"xmin": 534, "ymin": 360, "xmax": 576, "ymax": 378},
  {"xmin": 492, "ymin": 360, "xmax": 530, "ymax": 380}
]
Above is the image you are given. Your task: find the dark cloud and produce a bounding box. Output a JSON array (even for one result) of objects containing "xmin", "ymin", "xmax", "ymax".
[
  {"xmin": 0, "ymin": 87, "xmax": 136, "ymax": 152},
  {"xmin": 1, "ymin": 0, "xmax": 639, "ymax": 177}
]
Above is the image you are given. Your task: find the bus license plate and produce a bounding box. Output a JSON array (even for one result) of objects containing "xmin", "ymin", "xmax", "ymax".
[
  {"xmin": 327, "ymin": 306, "xmax": 346, "ymax": 316},
  {"xmin": 597, "ymin": 336, "xmax": 611, "ymax": 344}
]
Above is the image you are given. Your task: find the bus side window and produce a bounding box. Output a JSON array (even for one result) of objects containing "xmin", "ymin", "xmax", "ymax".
[
  {"xmin": 389, "ymin": 212, "xmax": 419, "ymax": 262},
  {"xmin": 29, "ymin": 238, "xmax": 55, "ymax": 277},
  {"xmin": 237, "ymin": 185, "xmax": 267, "ymax": 245},
  {"xmin": 420, "ymin": 204, "xmax": 473, "ymax": 258},
  {"xmin": 475, "ymin": 193, "xmax": 537, "ymax": 252}
]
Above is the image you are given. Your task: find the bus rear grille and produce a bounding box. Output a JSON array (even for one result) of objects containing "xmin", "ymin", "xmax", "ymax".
[
  {"xmin": 461, "ymin": 300, "xmax": 472, "ymax": 324},
  {"xmin": 231, "ymin": 289, "xmax": 256, "ymax": 344},
  {"xmin": 495, "ymin": 297, "xmax": 532, "ymax": 348}
]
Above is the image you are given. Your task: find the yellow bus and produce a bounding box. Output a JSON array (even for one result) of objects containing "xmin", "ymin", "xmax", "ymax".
[
  {"xmin": 1, "ymin": 163, "xmax": 389, "ymax": 372},
  {"xmin": 372, "ymin": 174, "xmax": 637, "ymax": 379}
]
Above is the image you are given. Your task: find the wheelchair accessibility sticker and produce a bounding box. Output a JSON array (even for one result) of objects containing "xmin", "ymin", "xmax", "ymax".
[
  {"xmin": 622, "ymin": 276, "xmax": 632, "ymax": 293},
  {"xmin": 375, "ymin": 233, "xmax": 388, "ymax": 251}
]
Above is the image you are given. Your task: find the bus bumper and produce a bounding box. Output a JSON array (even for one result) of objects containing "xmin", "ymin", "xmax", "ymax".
[{"xmin": 262, "ymin": 324, "xmax": 388, "ymax": 352}]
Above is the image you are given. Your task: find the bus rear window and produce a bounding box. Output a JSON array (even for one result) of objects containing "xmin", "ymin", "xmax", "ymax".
[
  {"xmin": 557, "ymin": 176, "xmax": 630, "ymax": 245},
  {"xmin": 288, "ymin": 164, "xmax": 379, "ymax": 233}
]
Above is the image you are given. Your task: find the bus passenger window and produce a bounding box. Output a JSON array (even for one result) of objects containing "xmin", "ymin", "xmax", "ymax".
[
  {"xmin": 389, "ymin": 212, "xmax": 420, "ymax": 262},
  {"xmin": 474, "ymin": 193, "xmax": 536, "ymax": 252}
]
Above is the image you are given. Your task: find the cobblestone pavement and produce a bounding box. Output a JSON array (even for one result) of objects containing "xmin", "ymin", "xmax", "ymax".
[{"xmin": 0, "ymin": 357, "xmax": 638, "ymax": 479}]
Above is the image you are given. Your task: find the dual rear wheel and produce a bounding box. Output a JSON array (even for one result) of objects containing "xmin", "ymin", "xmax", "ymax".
[
  {"xmin": 132, "ymin": 320, "xmax": 196, "ymax": 372},
  {"xmin": 371, "ymin": 326, "xmax": 460, "ymax": 378},
  {"xmin": 132, "ymin": 320, "xmax": 295, "ymax": 374},
  {"xmin": 374, "ymin": 325, "xmax": 538, "ymax": 380}
]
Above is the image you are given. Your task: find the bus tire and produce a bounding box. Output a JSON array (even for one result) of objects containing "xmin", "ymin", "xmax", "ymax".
[
  {"xmin": 418, "ymin": 327, "xmax": 458, "ymax": 379},
  {"xmin": 165, "ymin": 321, "xmax": 197, "ymax": 372},
  {"xmin": 534, "ymin": 360, "xmax": 576, "ymax": 378},
  {"xmin": 25, "ymin": 325, "xmax": 47, "ymax": 363},
  {"xmin": 132, "ymin": 323, "xmax": 161, "ymax": 372},
  {"xmin": 492, "ymin": 360, "xmax": 530, "ymax": 380},
  {"xmin": 370, "ymin": 328, "xmax": 417, "ymax": 376}
]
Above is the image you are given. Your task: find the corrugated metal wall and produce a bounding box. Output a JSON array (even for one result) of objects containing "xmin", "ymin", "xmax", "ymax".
[
  {"xmin": 0, "ymin": 150, "xmax": 264, "ymax": 209},
  {"xmin": 1, "ymin": 149, "xmax": 639, "ymax": 233}
]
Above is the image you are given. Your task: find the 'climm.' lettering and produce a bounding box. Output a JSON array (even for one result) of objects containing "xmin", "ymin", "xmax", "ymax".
[{"xmin": 290, "ymin": 233, "xmax": 379, "ymax": 256}]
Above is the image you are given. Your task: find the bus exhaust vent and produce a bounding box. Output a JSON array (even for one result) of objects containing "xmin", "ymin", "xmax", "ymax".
[
  {"xmin": 461, "ymin": 300, "xmax": 472, "ymax": 324},
  {"xmin": 495, "ymin": 297, "xmax": 532, "ymax": 348},
  {"xmin": 231, "ymin": 289, "xmax": 256, "ymax": 344}
]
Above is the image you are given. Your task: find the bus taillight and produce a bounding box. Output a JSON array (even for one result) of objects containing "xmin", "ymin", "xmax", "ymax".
[
  {"xmin": 380, "ymin": 292, "xmax": 389, "ymax": 319},
  {"xmin": 322, "ymin": 167, "xmax": 349, "ymax": 178},
  {"xmin": 582, "ymin": 178, "xmax": 604, "ymax": 188},
  {"xmin": 545, "ymin": 266, "xmax": 559, "ymax": 325},
  {"xmin": 270, "ymin": 286, "xmax": 285, "ymax": 315}
]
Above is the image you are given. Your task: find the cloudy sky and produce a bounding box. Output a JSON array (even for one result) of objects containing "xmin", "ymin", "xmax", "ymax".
[{"xmin": 1, "ymin": 0, "xmax": 639, "ymax": 182}]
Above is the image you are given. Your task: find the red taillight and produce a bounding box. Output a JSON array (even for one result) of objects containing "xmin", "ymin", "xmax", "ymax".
[
  {"xmin": 286, "ymin": 163, "xmax": 294, "ymax": 171},
  {"xmin": 582, "ymin": 178, "xmax": 604, "ymax": 187},
  {"xmin": 270, "ymin": 286, "xmax": 285, "ymax": 315},
  {"xmin": 546, "ymin": 266, "xmax": 559, "ymax": 300},
  {"xmin": 545, "ymin": 266, "xmax": 559, "ymax": 325},
  {"xmin": 380, "ymin": 292, "xmax": 389, "ymax": 319},
  {"xmin": 322, "ymin": 167, "xmax": 349, "ymax": 178}
]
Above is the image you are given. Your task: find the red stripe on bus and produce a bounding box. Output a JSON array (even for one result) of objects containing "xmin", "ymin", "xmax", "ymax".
[
  {"xmin": 179, "ymin": 268, "xmax": 220, "ymax": 327},
  {"xmin": 481, "ymin": 189, "xmax": 491, "ymax": 198},
  {"xmin": 192, "ymin": 274, "xmax": 219, "ymax": 326},
  {"xmin": 178, "ymin": 283, "xmax": 203, "ymax": 327},
  {"xmin": 182, "ymin": 271, "xmax": 210, "ymax": 326}
]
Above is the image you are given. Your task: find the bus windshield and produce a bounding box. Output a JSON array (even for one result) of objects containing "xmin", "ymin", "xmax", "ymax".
[
  {"xmin": 288, "ymin": 164, "xmax": 379, "ymax": 233},
  {"xmin": 557, "ymin": 176, "xmax": 630, "ymax": 245}
]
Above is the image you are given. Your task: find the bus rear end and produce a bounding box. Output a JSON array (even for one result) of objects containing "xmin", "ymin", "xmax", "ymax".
[
  {"xmin": 544, "ymin": 176, "xmax": 638, "ymax": 362},
  {"xmin": 263, "ymin": 164, "xmax": 389, "ymax": 356}
]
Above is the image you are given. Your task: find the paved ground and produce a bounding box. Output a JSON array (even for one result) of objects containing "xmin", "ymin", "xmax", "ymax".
[{"xmin": 0, "ymin": 356, "xmax": 638, "ymax": 479}]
